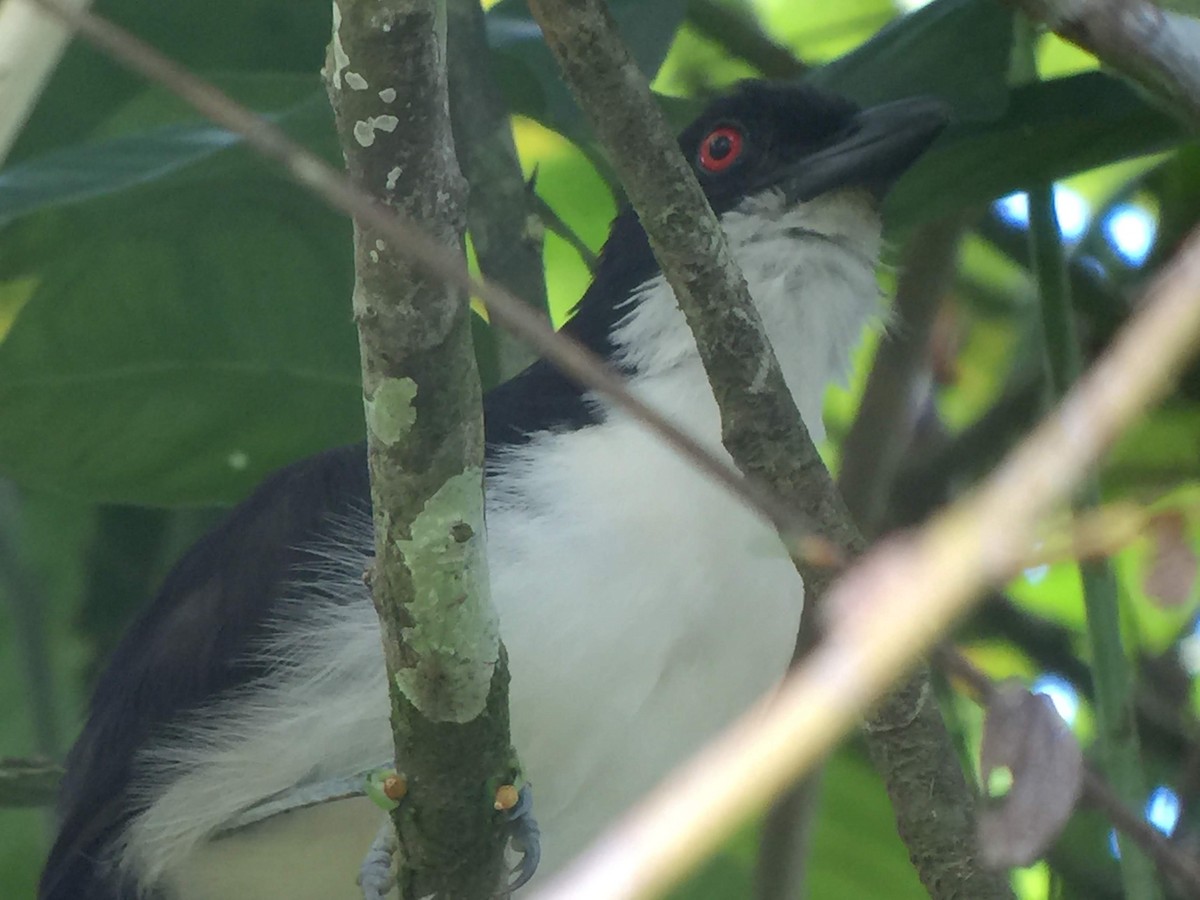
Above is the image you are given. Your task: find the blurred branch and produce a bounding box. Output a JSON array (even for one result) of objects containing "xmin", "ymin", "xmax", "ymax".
[
  {"xmin": 535, "ymin": 207, "xmax": 1200, "ymax": 897},
  {"xmin": 0, "ymin": 758, "xmax": 62, "ymax": 808},
  {"xmin": 1004, "ymin": 0, "xmax": 1200, "ymax": 128},
  {"xmin": 683, "ymin": 0, "xmax": 807, "ymax": 78},
  {"xmin": 839, "ymin": 216, "xmax": 966, "ymax": 536},
  {"xmin": 937, "ymin": 648, "xmax": 1200, "ymax": 896},
  {"xmin": 891, "ymin": 377, "xmax": 1043, "ymax": 524},
  {"xmin": 448, "ymin": 0, "xmax": 549, "ymax": 379},
  {"xmin": 753, "ymin": 774, "xmax": 823, "ymax": 900},
  {"xmin": 0, "ymin": 0, "xmax": 92, "ymax": 165}
]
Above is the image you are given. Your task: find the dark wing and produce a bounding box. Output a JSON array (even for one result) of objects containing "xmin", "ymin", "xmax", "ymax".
[{"xmin": 39, "ymin": 443, "xmax": 371, "ymax": 900}]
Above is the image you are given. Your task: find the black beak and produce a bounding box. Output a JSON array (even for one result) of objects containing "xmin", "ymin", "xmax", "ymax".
[{"xmin": 778, "ymin": 96, "xmax": 950, "ymax": 204}]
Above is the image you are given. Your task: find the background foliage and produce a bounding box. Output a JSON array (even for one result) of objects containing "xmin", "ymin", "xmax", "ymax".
[{"xmin": 0, "ymin": 0, "xmax": 1197, "ymax": 897}]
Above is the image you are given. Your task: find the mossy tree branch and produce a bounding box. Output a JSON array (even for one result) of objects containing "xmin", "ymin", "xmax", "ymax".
[{"xmin": 325, "ymin": 2, "xmax": 511, "ymax": 896}]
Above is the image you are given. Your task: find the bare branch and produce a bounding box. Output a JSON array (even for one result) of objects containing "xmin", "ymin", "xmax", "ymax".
[{"xmin": 526, "ymin": 0, "xmax": 856, "ymax": 565}]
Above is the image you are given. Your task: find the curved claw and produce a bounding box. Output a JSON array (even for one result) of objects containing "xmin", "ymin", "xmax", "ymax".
[{"xmin": 501, "ymin": 785, "xmax": 541, "ymax": 894}]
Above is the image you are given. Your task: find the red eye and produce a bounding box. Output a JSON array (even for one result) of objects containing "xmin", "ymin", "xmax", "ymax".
[{"xmin": 698, "ymin": 126, "xmax": 744, "ymax": 173}]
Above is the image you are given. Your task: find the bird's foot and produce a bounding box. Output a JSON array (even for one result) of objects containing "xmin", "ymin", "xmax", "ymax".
[{"xmin": 497, "ymin": 784, "xmax": 540, "ymax": 895}]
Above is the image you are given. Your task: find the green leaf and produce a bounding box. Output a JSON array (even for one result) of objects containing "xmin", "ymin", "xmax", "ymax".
[
  {"xmin": 0, "ymin": 177, "xmax": 361, "ymax": 506},
  {"xmin": 0, "ymin": 75, "xmax": 359, "ymax": 506},
  {"xmin": 0, "ymin": 75, "xmax": 332, "ymax": 226},
  {"xmin": 10, "ymin": 0, "xmax": 332, "ymax": 163},
  {"xmin": 888, "ymin": 73, "xmax": 1184, "ymax": 228},
  {"xmin": 813, "ymin": 0, "xmax": 1014, "ymax": 118},
  {"xmin": 807, "ymin": 751, "xmax": 931, "ymax": 899}
]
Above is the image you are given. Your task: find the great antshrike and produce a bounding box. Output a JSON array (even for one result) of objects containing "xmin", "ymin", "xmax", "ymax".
[{"xmin": 41, "ymin": 80, "xmax": 947, "ymax": 899}]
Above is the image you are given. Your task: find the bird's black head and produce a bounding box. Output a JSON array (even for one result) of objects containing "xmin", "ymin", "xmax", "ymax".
[
  {"xmin": 679, "ymin": 80, "xmax": 948, "ymax": 215},
  {"xmin": 559, "ymin": 81, "xmax": 948, "ymax": 363}
]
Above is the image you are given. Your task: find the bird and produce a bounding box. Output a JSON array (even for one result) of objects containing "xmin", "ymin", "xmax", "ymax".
[{"xmin": 40, "ymin": 80, "xmax": 947, "ymax": 899}]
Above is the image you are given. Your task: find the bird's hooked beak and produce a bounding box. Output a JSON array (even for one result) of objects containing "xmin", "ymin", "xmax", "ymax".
[{"xmin": 777, "ymin": 96, "xmax": 950, "ymax": 204}]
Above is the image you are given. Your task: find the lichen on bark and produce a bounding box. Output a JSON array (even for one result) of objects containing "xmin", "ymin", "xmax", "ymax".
[{"xmin": 325, "ymin": 1, "xmax": 513, "ymax": 895}]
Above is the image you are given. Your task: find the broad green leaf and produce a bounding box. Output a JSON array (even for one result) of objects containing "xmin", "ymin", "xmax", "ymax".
[
  {"xmin": 10, "ymin": 0, "xmax": 332, "ymax": 163},
  {"xmin": 807, "ymin": 751, "xmax": 931, "ymax": 899},
  {"xmin": 889, "ymin": 73, "xmax": 1184, "ymax": 228},
  {"xmin": 0, "ymin": 489, "xmax": 95, "ymax": 898},
  {"xmin": 760, "ymin": 0, "xmax": 897, "ymax": 65},
  {"xmin": 812, "ymin": 0, "xmax": 1014, "ymax": 118},
  {"xmin": 0, "ymin": 75, "xmax": 333, "ymax": 227},
  {"xmin": 659, "ymin": 0, "xmax": 1015, "ymax": 131},
  {"xmin": 0, "ymin": 178, "xmax": 361, "ymax": 506},
  {"xmin": 0, "ymin": 125, "xmax": 241, "ymax": 228}
]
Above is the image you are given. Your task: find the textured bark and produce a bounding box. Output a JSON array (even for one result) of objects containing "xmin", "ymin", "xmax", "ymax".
[
  {"xmin": 523, "ymin": 2, "xmax": 1012, "ymax": 898},
  {"xmin": 326, "ymin": 2, "xmax": 511, "ymax": 896}
]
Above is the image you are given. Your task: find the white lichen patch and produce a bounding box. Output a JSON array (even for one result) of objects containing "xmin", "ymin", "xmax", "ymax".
[
  {"xmin": 329, "ymin": 2, "xmax": 350, "ymax": 90},
  {"xmin": 369, "ymin": 250, "xmax": 379, "ymax": 263},
  {"xmin": 227, "ymin": 450, "xmax": 249, "ymax": 471},
  {"xmin": 353, "ymin": 121, "xmax": 376, "ymax": 147},
  {"xmin": 378, "ymin": 88, "xmax": 397, "ymax": 103},
  {"xmin": 393, "ymin": 469, "xmax": 499, "ymax": 722},
  {"xmin": 385, "ymin": 167, "xmax": 402, "ymax": 190},
  {"xmin": 353, "ymin": 115, "xmax": 400, "ymax": 148},
  {"xmin": 375, "ymin": 239, "xmax": 386, "ymax": 251},
  {"xmin": 345, "ymin": 71, "xmax": 368, "ymax": 91},
  {"xmin": 364, "ymin": 377, "xmax": 417, "ymax": 446}
]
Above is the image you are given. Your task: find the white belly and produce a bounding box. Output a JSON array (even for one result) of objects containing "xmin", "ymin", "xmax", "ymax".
[
  {"xmin": 126, "ymin": 374, "xmax": 805, "ymax": 898},
  {"xmin": 489, "ymin": 387, "xmax": 805, "ymax": 874}
]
